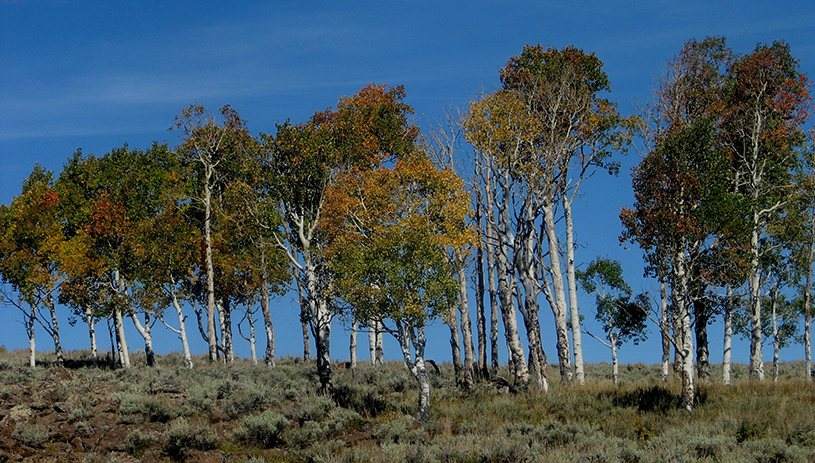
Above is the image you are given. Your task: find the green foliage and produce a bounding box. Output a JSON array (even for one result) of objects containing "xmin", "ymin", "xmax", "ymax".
[
  {"xmin": 12, "ymin": 423, "xmax": 50, "ymax": 448},
  {"xmin": 577, "ymin": 257, "xmax": 648, "ymax": 348},
  {"xmin": 161, "ymin": 417, "xmax": 221, "ymax": 460},
  {"xmin": 234, "ymin": 410, "xmax": 290, "ymax": 448},
  {"xmin": 122, "ymin": 429, "xmax": 159, "ymax": 456}
]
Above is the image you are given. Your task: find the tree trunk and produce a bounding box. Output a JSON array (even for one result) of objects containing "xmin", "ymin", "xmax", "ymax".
[
  {"xmin": 748, "ymin": 214, "xmax": 765, "ymax": 380},
  {"xmin": 350, "ymin": 318, "xmax": 358, "ymax": 371},
  {"xmin": 495, "ymin": 246, "xmax": 528, "ymax": 386},
  {"xmin": 515, "ymin": 201, "xmax": 548, "ymax": 391},
  {"xmin": 674, "ymin": 248, "xmax": 694, "ymax": 412},
  {"xmin": 27, "ymin": 303, "xmax": 36, "ymax": 369},
  {"xmin": 302, "ymin": 317, "xmax": 311, "ymax": 360},
  {"xmin": 305, "ymin": 262, "xmax": 333, "ymax": 393},
  {"xmin": 46, "ymin": 292, "xmax": 64, "ymax": 367},
  {"xmin": 772, "ymin": 294, "xmax": 780, "ymax": 383},
  {"xmin": 563, "ymin": 197, "xmax": 584, "ymax": 385},
  {"xmin": 483, "ymin": 203, "xmax": 501, "ymax": 377},
  {"xmin": 129, "ymin": 312, "xmax": 155, "ymax": 367},
  {"xmin": 456, "ymin": 256, "xmax": 476, "ymax": 389},
  {"xmin": 248, "ymin": 308, "xmax": 258, "ymax": 365},
  {"xmin": 660, "ymin": 280, "xmax": 670, "ymax": 384},
  {"xmin": 694, "ymin": 298, "xmax": 710, "ymax": 381},
  {"xmin": 447, "ymin": 307, "xmax": 465, "ymax": 387},
  {"xmin": 723, "ymin": 286, "xmax": 733, "ymax": 385},
  {"xmin": 398, "ymin": 322, "xmax": 431, "ymax": 422},
  {"xmin": 260, "ymin": 252, "xmax": 276, "ymax": 368},
  {"xmin": 170, "ymin": 290, "xmax": 194, "ymax": 369},
  {"xmin": 806, "ymin": 226, "xmax": 813, "ymax": 380},
  {"xmin": 493, "ymin": 174, "xmax": 528, "ymax": 387},
  {"xmin": 475, "ymin": 215, "xmax": 489, "ymax": 379},
  {"xmin": 218, "ymin": 300, "xmax": 234, "ymax": 364},
  {"xmin": 611, "ymin": 334, "xmax": 619, "ymax": 387},
  {"xmin": 85, "ymin": 308, "xmax": 98, "ymax": 367},
  {"xmin": 542, "ymin": 201, "xmax": 572, "ymax": 383},
  {"xmin": 203, "ymin": 173, "xmax": 218, "ymax": 363},
  {"xmin": 113, "ymin": 306, "xmax": 130, "ymax": 369}
]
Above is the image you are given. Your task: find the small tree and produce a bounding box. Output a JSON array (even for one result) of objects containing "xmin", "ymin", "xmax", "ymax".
[
  {"xmin": 576, "ymin": 257, "xmax": 648, "ymax": 385},
  {"xmin": 326, "ymin": 152, "xmax": 471, "ymax": 422}
]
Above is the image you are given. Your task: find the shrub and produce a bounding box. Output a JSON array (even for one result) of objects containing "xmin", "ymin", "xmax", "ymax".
[
  {"xmin": 282, "ymin": 420, "xmax": 325, "ymax": 448},
  {"xmin": 12, "ymin": 423, "xmax": 50, "ymax": 448},
  {"xmin": 122, "ymin": 429, "xmax": 159, "ymax": 456},
  {"xmin": 161, "ymin": 417, "xmax": 220, "ymax": 460},
  {"xmin": 233, "ymin": 410, "xmax": 290, "ymax": 448},
  {"xmin": 287, "ymin": 394, "xmax": 336, "ymax": 424},
  {"xmin": 332, "ymin": 383, "xmax": 390, "ymax": 417}
]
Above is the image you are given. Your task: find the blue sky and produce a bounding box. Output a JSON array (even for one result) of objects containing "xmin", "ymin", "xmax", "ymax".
[{"xmin": 1, "ymin": 1, "xmax": 814, "ymax": 367}]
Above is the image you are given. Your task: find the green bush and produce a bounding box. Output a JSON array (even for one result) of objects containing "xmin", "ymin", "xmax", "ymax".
[
  {"xmin": 233, "ymin": 410, "xmax": 290, "ymax": 448},
  {"xmin": 161, "ymin": 417, "xmax": 220, "ymax": 460},
  {"xmin": 122, "ymin": 429, "xmax": 159, "ymax": 456},
  {"xmin": 12, "ymin": 423, "xmax": 50, "ymax": 448}
]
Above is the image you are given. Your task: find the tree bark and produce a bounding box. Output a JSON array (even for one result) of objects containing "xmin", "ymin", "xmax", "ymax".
[
  {"xmin": 515, "ymin": 200, "xmax": 548, "ymax": 391},
  {"xmin": 748, "ymin": 218, "xmax": 765, "ymax": 380},
  {"xmin": 113, "ymin": 306, "xmax": 130, "ymax": 369},
  {"xmin": 247, "ymin": 308, "xmax": 258, "ymax": 365},
  {"xmin": 563, "ymin": 196, "xmax": 585, "ymax": 385},
  {"xmin": 492, "ymin": 171, "xmax": 529, "ymax": 387},
  {"xmin": 771, "ymin": 293, "xmax": 780, "ymax": 383},
  {"xmin": 129, "ymin": 312, "xmax": 155, "ymax": 367},
  {"xmin": 456, "ymin": 256, "xmax": 476, "ymax": 389},
  {"xmin": 350, "ymin": 318, "xmax": 358, "ymax": 371},
  {"xmin": 218, "ymin": 300, "xmax": 234, "ymax": 364},
  {"xmin": 723, "ymin": 285, "xmax": 733, "ymax": 385},
  {"xmin": 694, "ymin": 297, "xmax": 710, "ymax": 381},
  {"xmin": 27, "ymin": 303, "xmax": 36, "ymax": 369},
  {"xmin": 805, "ymin": 217, "xmax": 813, "ymax": 380},
  {"xmin": 46, "ymin": 292, "xmax": 64, "ymax": 367},
  {"xmin": 260, "ymin": 252, "xmax": 276, "ymax": 368},
  {"xmin": 611, "ymin": 334, "xmax": 619, "ymax": 387},
  {"xmin": 169, "ymin": 289, "xmax": 194, "ymax": 369},
  {"xmin": 203, "ymin": 170, "xmax": 218, "ymax": 363},
  {"xmin": 475, "ymin": 206, "xmax": 489, "ymax": 378},
  {"xmin": 85, "ymin": 308, "xmax": 98, "ymax": 367},
  {"xmin": 397, "ymin": 322, "xmax": 431, "ymax": 422},
  {"xmin": 447, "ymin": 307, "xmax": 465, "ymax": 387},
  {"xmin": 660, "ymin": 279, "xmax": 670, "ymax": 384},
  {"xmin": 542, "ymin": 201, "xmax": 573, "ymax": 383},
  {"xmin": 674, "ymin": 248, "xmax": 694, "ymax": 412}
]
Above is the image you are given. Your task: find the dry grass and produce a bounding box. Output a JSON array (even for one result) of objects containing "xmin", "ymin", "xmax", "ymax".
[{"xmin": 0, "ymin": 347, "xmax": 813, "ymax": 462}]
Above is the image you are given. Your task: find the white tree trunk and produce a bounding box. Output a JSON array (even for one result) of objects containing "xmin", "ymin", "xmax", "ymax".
[
  {"xmin": 748, "ymin": 219, "xmax": 765, "ymax": 380},
  {"xmin": 674, "ymin": 248, "xmax": 694, "ymax": 412},
  {"xmin": 203, "ymin": 172, "xmax": 218, "ymax": 363},
  {"xmin": 248, "ymin": 309, "xmax": 258, "ymax": 365},
  {"xmin": 169, "ymin": 290, "xmax": 194, "ymax": 369},
  {"xmin": 259, "ymin": 259, "xmax": 276, "ymax": 368},
  {"xmin": 46, "ymin": 292, "xmax": 64, "ymax": 367},
  {"xmin": 129, "ymin": 312, "xmax": 155, "ymax": 367},
  {"xmin": 457, "ymin": 256, "xmax": 476, "ymax": 389},
  {"xmin": 397, "ymin": 322, "xmax": 431, "ymax": 422},
  {"xmin": 493, "ymin": 175, "xmax": 529, "ymax": 386},
  {"xmin": 723, "ymin": 286, "xmax": 733, "ymax": 385},
  {"xmin": 611, "ymin": 335, "xmax": 619, "ymax": 387},
  {"xmin": 542, "ymin": 201, "xmax": 572, "ymax": 383},
  {"xmin": 564, "ymin": 197, "xmax": 585, "ymax": 385},
  {"xmin": 27, "ymin": 303, "xmax": 36, "ymax": 369},
  {"xmin": 805, "ymin": 225, "xmax": 813, "ymax": 380},
  {"xmin": 113, "ymin": 306, "xmax": 130, "ymax": 369},
  {"xmin": 85, "ymin": 308, "xmax": 98, "ymax": 366},
  {"xmin": 661, "ymin": 280, "xmax": 670, "ymax": 384},
  {"xmin": 350, "ymin": 318, "xmax": 358, "ymax": 371}
]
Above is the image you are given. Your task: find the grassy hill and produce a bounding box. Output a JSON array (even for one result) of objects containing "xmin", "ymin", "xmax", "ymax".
[{"xmin": 1, "ymin": 348, "xmax": 814, "ymax": 462}]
